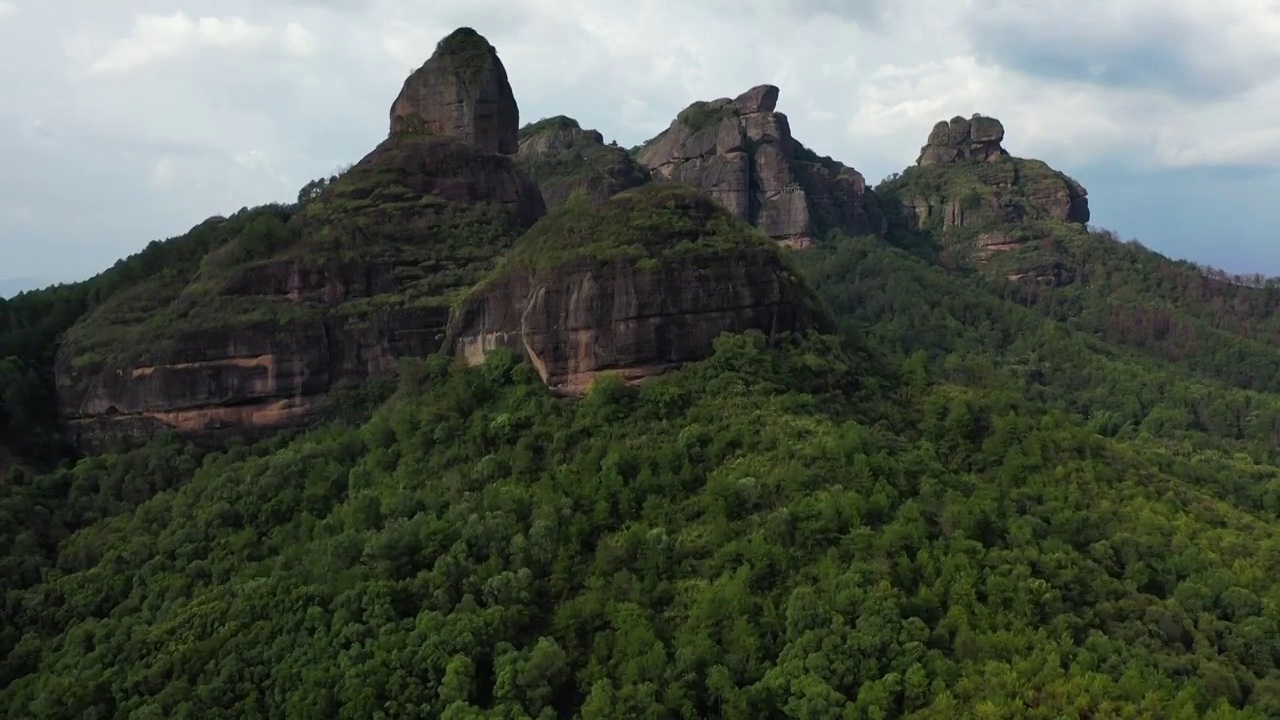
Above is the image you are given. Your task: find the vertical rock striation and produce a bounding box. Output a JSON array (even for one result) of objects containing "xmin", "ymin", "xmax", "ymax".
[
  {"xmin": 636, "ymin": 85, "xmax": 884, "ymax": 248},
  {"xmin": 389, "ymin": 27, "xmax": 519, "ymax": 154}
]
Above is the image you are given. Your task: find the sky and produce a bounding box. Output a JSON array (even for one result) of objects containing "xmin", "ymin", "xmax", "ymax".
[{"xmin": 3, "ymin": 0, "xmax": 1280, "ymax": 292}]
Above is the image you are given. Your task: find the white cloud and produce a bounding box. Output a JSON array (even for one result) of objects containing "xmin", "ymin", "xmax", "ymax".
[
  {"xmin": 89, "ymin": 13, "xmax": 273, "ymax": 75},
  {"xmin": 87, "ymin": 13, "xmax": 320, "ymax": 75},
  {"xmin": 843, "ymin": 56, "xmax": 1162, "ymax": 173},
  {"xmin": 233, "ymin": 149, "xmax": 292, "ymax": 188},
  {"xmin": 283, "ymin": 22, "xmax": 316, "ymax": 56},
  {"xmin": 0, "ymin": 2, "xmax": 17, "ymax": 18},
  {"xmin": 150, "ymin": 156, "xmax": 175, "ymax": 188}
]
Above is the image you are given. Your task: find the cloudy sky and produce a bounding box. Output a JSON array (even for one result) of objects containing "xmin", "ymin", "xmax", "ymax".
[{"xmin": 3, "ymin": 0, "xmax": 1279, "ymax": 291}]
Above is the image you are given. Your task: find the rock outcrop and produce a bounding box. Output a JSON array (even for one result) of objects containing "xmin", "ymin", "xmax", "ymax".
[
  {"xmin": 515, "ymin": 116, "xmax": 650, "ymax": 208},
  {"xmin": 877, "ymin": 113, "xmax": 1091, "ymax": 286},
  {"xmin": 918, "ymin": 114, "xmax": 1010, "ymax": 165},
  {"xmin": 389, "ymin": 27, "xmax": 519, "ymax": 154},
  {"xmin": 449, "ymin": 185, "xmax": 833, "ymax": 394},
  {"xmin": 56, "ymin": 27, "xmax": 544, "ymax": 452},
  {"xmin": 887, "ymin": 114, "xmax": 1090, "ymax": 244},
  {"xmin": 636, "ymin": 85, "xmax": 883, "ymax": 249}
]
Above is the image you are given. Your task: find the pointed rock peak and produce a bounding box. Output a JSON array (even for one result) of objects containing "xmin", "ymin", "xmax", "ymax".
[
  {"xmin": 388, "ymin": 26, "xmax": 519, "ymax": 154},
  {"xmin": 918, "ymin": 113, "xmax": 1009, "ymax": 166},
  {"xmin": 733, "ymin": 85, "xmax": 780, "ymax": 114}
]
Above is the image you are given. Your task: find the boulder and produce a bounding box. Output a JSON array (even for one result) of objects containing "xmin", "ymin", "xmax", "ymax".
[{"xmin": 918, "ymin": 114, "xmax": 1010, "ymax": 165}]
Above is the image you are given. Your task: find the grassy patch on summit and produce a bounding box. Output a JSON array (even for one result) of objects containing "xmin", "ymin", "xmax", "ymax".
[{"xmin": 489, "ymin": 184, "xmax": 783, "ymax": 278}]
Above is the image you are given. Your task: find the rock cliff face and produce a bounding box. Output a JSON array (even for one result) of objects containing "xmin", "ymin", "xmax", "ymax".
[
  {"xmin": 515, "ymin": 116, "xmax": 650, "ymax": 208},
  {"xmin": 918, "ymin": 114, "xmax": 1010, "ymax": 165},
  {"xmin": 389, "ymin": 27, "xmax": 519, "ymax": 154},
  {"xmin": 636, "ymin": 85, "xmax": 883, "ymax": 249},
  {"xmin": 56, "ymin": 27, "xmax": 543, "ymax": 452},
  {"xmin": 59, "ymin": 304, "xmax": 447, "ymax": 451},
  {"xmin": 450, "ymin": 185, "xmax": 833, "ymax": 394}
]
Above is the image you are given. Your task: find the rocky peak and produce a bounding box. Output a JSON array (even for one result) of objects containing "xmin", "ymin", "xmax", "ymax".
[
  {"xmin": 884, "ymin": 114, "xmax": 1091, "ymax": 276},
  {"xmin": 733, "ymin": 84, "xmax": 780, "ymax": 114},
  {"xmin": 389, "ymin": 27, "xmax": 519, "ymax": 154},
  {"xmin": 918, "ymin": 114, "xmax": 1010, "ymax": 165},
  {"xmin": 636, "ymin": 86, "xmax": 883, "ymax": 248}
]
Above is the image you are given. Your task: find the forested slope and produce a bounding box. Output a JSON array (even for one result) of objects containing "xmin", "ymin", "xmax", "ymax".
[{"xmin": 5, "ymin": 229, "xmax": 1280, "ymax": 716}]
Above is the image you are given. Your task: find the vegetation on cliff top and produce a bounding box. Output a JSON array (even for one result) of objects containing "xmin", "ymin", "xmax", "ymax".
[
  {"xmin": 489, "ymin": 184, "xmax": 785, "ymax": 278},
  {"xmin": 675, "ymin": 99, "xmax": 738, "ymax": 133},
  {"xmin": 518, "ymin": 115, "xmax": 583, "ymax": 140},
  {"xmin": 515, "ymin": 117, "xmax": 650, "ymax": 208},
  {"xmin": 878, "ymin": 157, "xmax": 1081, "ymax": 235},
  {"xmin": 429, "ymin": 26, "xmax": 499, "ymax": 80}
]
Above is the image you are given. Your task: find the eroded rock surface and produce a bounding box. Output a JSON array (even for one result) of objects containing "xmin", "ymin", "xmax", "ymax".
[
  {"xmin": 636, "ymin": 85, "xmax": 883, "ymax": 248},
  {"xmin": 449, "ymin": 185, "xmax": 833, "ymax": 394},
  {"xmin": 918, "ymin": 114, "xmax": 1010, "ymax": 165},
  {"xmin": 389, "ymin": 27, "xmax": 519, "ymax": 154}
]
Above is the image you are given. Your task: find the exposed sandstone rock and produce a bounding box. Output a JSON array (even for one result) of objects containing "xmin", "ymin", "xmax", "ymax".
[
  {"xmin": 56, "ymin": 28, "xmax": 545, "ymax": 452},
  {"xmin": 636, "ymin": 85, "xmax": 883, "ymax": 247},
  {"xmin": 389, "ymin": 27, "xmax": 519, "ymax": 154},
  {"xmin": 918, "ymin": 114, "xmax": 1010, "ymax": 165},
  {"xmin": 449, "ymin": 185, "xmax": 833, "ymax": 394},
  {"xmin": 515, "ymin": 116, "xmax": 650, "ymax": 208},
  {"xmin": 56, "ymin": 257, "xmax": 458, "ymax": 452}
]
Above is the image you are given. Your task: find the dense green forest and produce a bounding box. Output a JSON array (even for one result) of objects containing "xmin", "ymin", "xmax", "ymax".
[{"xmin": 7, "ymin": 166, "xmax": 1280, "ymax": 717}]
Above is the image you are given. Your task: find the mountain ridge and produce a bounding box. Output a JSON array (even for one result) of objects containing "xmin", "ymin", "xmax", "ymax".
[
  {"xmin": 4, "ymin": 25, "xmax": 1274, "ymax": 460},
  {"xmin": 5, "ymin": 24, "xmax": 1280, "ymax": 720}
]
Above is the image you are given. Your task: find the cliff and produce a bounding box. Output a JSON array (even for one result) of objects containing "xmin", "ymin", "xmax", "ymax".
[
  {"xmin": 389, "ymin": 27, "xmax": 519, "ymax": 154},
  {"xmin": 449, "ymin": 184, "xmax": 833, "ymax": 394},
  {"xmin": 636, "ymin": 85, "xmax": 884, "ymax": 248},
  {"xmin": 55, "ymin": 27, "xmax": 544, "ymax": 452},
  {"xmin": 515, "ymin": 116, "xmax": 650, "ymax": 208}
]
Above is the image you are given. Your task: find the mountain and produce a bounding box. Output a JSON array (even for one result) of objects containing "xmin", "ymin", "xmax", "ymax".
[{"xmin": 4, "ymin": 25, "xmax": 1280, "ymax": 720}]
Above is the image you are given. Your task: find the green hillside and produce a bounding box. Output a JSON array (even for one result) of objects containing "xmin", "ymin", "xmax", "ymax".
[{"xmin": 6, "ymin": 119, "xmax": 1280, "ymax": 718}]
